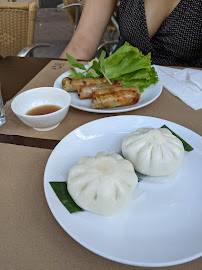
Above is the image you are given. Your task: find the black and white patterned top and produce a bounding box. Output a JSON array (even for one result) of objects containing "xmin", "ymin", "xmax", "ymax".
[{"xmin": 117, "ymin": 0, "xmax": 202, "ymax": 67}]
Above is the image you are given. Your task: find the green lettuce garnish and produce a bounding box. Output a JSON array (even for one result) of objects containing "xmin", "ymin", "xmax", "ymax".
[
  {"xmin": 66, "ymin": 42, "xmax": 158, "ymax": 92},
  {"xmin": 66, "ymin": 53, "xmax": 86, "ymax": 70}
]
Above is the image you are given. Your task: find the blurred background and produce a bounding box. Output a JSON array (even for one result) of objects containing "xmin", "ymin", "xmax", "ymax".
[
  {"xmin": 0, "ymin": 0, "xmax": 119, "ymax": 59},
  {"xmin": 34, "ymin": 2, "xmax": 74, "ymax": 58}
]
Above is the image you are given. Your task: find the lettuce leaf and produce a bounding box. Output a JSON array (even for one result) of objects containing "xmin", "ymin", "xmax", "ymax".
[
  {"xmin": 66, "ymin": 42, "xmax": 158, "ymax": 91},
  {"xmin": 104, "ymin": 43, "xmax": 158, "ymax": 91},
  {"xmin": 104, "ymin": 48, "xmax": 151, "ymax": 79},
  {"xmin": 66, "ymin": 53, "xmax": 86, "ymax": 70},
  {"xmin": 121, "ymin": 67, "xmax": 159, "ymax": 92}
]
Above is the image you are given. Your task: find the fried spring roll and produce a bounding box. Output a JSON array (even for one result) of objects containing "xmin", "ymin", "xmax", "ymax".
[
  {"xmin": 78, "ymin": 84, "xmax": 109, "ymax": 99},
  {"xmin": 78, "ymin": 80, "xmax": 122, "ymax": 99},
  {"xmin": 93, "ymin": 85, "xmax": 140, "ymax": 96},
  {"xmin": 62, "ymin": 77, "xmax": 108, "ymax": 92},
  {"xmin": 92, "ymin": 90, "xmax": 141, "ymax": 109}
]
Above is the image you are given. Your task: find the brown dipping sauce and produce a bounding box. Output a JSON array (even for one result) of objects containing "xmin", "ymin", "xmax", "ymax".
[{"xmin": 26, "ymin": 105, "xmax": 61, "ymax": 116}]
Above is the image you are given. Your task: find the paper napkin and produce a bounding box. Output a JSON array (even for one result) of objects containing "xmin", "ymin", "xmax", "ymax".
[{"xmin": 154, "ymin": 65, "xmax": 202, "ymax": 110}]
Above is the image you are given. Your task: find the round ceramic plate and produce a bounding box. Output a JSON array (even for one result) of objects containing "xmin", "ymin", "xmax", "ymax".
[
  {"xmin": 53, "ymin": 67, "xmax": 162, "ymax": 113},
  {"xmin": 44, "ymin": 115, "xmax": 202, "ymax": 267}
]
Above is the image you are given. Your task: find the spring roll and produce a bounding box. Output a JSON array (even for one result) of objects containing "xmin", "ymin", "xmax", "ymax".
[
  {"xmin": 78, "ymin": 80, "xmax": 122, "ymax": 99},
  {"xmin": 78, "ymin": 84, "xmax": 109, "ymax": 99},
  {"xmin": 92, "ymin": 90, "xmax": 141, "ymax": 109},
  {"xmin": 62, "ymin": 77, "xmax": 108, "ymax": 92},
  {"xmin": 93, "ymin": 85, "xmax": 140, "ymax": 96}
]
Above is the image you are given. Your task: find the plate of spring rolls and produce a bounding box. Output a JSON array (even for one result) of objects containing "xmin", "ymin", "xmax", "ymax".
[{"xmin": 53, "ymin": 67, "xmax": 162, "ymax": 113}]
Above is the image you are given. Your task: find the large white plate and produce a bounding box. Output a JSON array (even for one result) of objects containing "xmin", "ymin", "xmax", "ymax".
[
  {"xmin": 44, "ymin": 116, "xmax": 202, "ymax": 267},
  {"xmin": 53, "ymin": 67, "xmax": 162, "ymax": 113}
]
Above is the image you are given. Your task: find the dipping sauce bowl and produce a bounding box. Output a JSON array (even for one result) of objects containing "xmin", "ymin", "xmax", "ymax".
[{"xmin": 11, "ymin": 87, "xmax": 71, "ymax": 131}]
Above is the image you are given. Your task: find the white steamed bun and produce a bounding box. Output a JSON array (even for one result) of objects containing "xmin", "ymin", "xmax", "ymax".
[
  {"xmin": 67, "ymin": 152, "xmax": 138, "ymax": 216},
  {"xmin": 122, "ymin": 128, "xmax": 184, "ymax": 176}
]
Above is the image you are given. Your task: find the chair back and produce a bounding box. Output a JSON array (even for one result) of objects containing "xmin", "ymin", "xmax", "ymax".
[
  {"xmin": 0, "ymin": 2, "xmax": 36, "ymax": 57},
  {"xmin": 62, "ymin": 0, "xmax": 83, "ymax": 27}
]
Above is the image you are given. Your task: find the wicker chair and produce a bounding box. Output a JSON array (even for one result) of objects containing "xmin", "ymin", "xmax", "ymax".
[{"xmin": 0, "ymin": 2, "xmax": 48, "ymax": 58}]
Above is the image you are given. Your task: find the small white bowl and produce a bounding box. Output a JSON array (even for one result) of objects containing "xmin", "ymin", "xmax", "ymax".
[{"xmin": 11, "ymin": 87, "xmax": 71, "ymax": 131}]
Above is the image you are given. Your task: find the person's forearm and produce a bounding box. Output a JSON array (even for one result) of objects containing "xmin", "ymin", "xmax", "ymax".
[{"xmin": 60, "ymin": 0, "xmax": 117, "ymax": 60}]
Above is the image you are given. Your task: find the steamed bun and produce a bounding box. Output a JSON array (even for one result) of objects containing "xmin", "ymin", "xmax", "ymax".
[
  {"xmin": 122, "ymin": 128, "xmax": 184, "ymax": 176},
  {"xmin": 67, "ymin": 152, "xmax": 138, "ymax": 216}
]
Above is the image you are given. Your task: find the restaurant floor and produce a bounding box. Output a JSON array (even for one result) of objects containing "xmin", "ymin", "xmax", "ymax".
[{"xmin": 33, "ymin": 8, "xmax": 74, "ymax": 58}]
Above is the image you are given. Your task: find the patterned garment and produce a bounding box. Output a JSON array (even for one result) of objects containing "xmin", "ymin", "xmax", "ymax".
[{"xmin": 117, "ymin": 0, "xmax": 202, "ymax": 67}]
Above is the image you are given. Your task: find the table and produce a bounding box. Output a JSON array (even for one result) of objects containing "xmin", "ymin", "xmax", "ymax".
[
  {"xmin": 0, "ymin": 56, "xmax": 51, "ymax": 104},
  {"xmin": 0, "ymin": 56, "xmax": 202, "ymax": 270}
]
